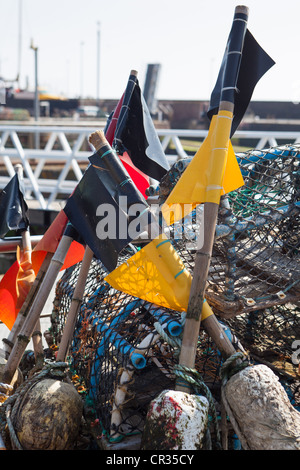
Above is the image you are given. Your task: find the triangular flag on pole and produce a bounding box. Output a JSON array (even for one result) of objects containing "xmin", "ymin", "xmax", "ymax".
[
  {"xmin": 0, "ymin": 210, "xmax": 84, "ymax": 329},
  {"xmin": 208, "ymin": 30, "xmax": 275, "ymax": 137},
  {"xmin": 64, "ymin": 131, "xmax": 151, "ymax": 273},
  {"xmin": 161, "ymin": 18, "xmax": 274, "ymax": 227},
  {"xmin": 104, "ymin": 86, "xmax": 150, "ymax": 199},
  {"xmin": 105, "ymin": 233, "xmax": 191, "ymax": 312},
  {"xmin": 0, "ymin": 172, "xmax": 29, "ymax": 238},
  {"xmin": 105, "ymin": 233, "xmax": 214, "ymax": 320},
  {"xmin": 161, "ymin": 112, "xmax": 244, "ymax": 225},
  {"xmin": 113, "ymin": 70, "xmax": 170, "ymax": 182}
]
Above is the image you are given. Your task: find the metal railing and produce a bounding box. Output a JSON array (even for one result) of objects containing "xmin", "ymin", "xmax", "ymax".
[{"xmin": 1, "ymin": 123, "xmax": 300, "ymax": 210}]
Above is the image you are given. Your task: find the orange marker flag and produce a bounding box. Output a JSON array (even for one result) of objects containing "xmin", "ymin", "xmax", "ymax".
[{"xmin": 0, "ymin": 210, "xmax": 85, "ymax": 329}]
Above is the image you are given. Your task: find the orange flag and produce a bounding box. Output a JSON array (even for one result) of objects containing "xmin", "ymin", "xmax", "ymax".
[
  {"xmin": 0, "ymin": 210, "xmax": 85, "ymax": 329},
  {"xmin": 15, "ymin": 245, "xmax": 35, "ymax": 311}
]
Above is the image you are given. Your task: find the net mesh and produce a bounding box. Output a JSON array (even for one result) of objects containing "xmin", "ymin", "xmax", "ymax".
[
  {"xmin": 52, "ymin": 254, "xmax": 223, "ymax": 444},
  {"xmin": 50, "ymin": 143, "xmax": 300, "ymax": 446}
]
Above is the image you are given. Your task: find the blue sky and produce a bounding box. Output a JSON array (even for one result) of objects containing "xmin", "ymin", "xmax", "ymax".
[{"xmin": 1, "ymin": 0, "xmax": 300, "ymax": 102}]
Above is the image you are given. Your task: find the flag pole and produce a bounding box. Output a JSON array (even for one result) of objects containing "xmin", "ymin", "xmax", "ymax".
[
  {"xmin": 55, "ymin": 245, "xmax": 94, "ymax": 362},
  {"xmin": 2, "ymin": 230, "xmax": 74, "ymax": 384},
  {"xmin": 11, "ymin": 165, "xmax": 45, "ymax": 366},
  {"xmin": 112, "ymin": 69, "xmax": 138, "ymax": 150},
  {"xmin": 56, "ymin": 74, "xmax": 163, "ymax": 362},
  {"xmin": 56, "ymin": 122, "xmax": 160, "ymax": 362},
  {"xmin": 177, "ymin": 5, "xmax": 249, "ymax": 390},
  {"xmin": 20, "ymin": 222, "xmax": 45, "ymax": 368},
  {"xmin": 2, "ymin": 253, "xmax": 53, "ymax": 358}
]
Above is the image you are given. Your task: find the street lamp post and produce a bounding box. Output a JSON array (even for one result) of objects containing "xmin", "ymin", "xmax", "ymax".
[
  {"xmin": 30, "ymin": 40, "xmax": 39, "ymax": 148},
  {"xmin": 80, "ymin": 41, "xmax": 84, "ymax": 99},
  {"xmin": 96, "ymin": 21, "xmax": 100, "ymax": 104}
]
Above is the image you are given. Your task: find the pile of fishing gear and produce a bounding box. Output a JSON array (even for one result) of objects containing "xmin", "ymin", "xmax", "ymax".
[{"xmin": 51, "ymin": 142, "xmax": 299, "ymax": 446}]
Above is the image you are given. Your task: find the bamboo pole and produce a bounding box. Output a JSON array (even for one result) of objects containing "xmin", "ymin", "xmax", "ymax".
[
  {"xmin": 56, "ymin": 121, "xmax": 157, "ymax": 363},
  {"xmin": 91, "ymin": 126, "xmax": 237, "ymax": 379},
  {"xmin": 2, "ymin": 166, "xmax": 52, "ymax": 359},
  {"xmin": 55, "ymin": 245, "xmax": 94, "ymax": 362},
  {"xmin": 3, "ymin": 233, "xmax": 73, "ymax": 384},
  {"xmin": 20, "ymin": 228, "xmax": 44, "ymax": 364},
  {"xmin": 2, "ymin": 252, "xmax": 53, "ymax": 358},
  {"xmin": 176, "ymin": 5, "xmax": 249, "ymax": 391},
  {"xmin": 55, "ymin": 122, "xmax": 133, "ymax": 363}
]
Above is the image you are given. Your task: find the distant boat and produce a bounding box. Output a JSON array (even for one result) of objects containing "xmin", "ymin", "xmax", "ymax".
[{"xmin": 39, "ymin": 92, "xmax": 67, "ymax": 101}]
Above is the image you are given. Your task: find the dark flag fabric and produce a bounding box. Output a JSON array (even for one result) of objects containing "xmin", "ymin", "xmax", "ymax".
[
  {"xmin": 104, "ymin": 91, "xmax": 150, "ymax": 199},
  {"xmin": 0, "ymin": 173, "xmax": 29, "ymax": 238},
  {"xmin": 207, "ymin": 27, "xmax": 275, "ymax": 137},
  {"xmin": 161, "ymin": 8, "xmax": 274, "ymax": 226},
  {"xmin": 113, "ymin": 71, "xmax": 170, "ymax": 182},
  {"xmin": 64, "ymin": 137, "xmax": 151, "ymax": 272}
]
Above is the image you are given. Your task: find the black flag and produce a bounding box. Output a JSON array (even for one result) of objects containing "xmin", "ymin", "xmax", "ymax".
[
  {"xmin": 113, "ymin": 71, "xmax": 169, "ymax": 182},
  {"xmin": 0, "ymin": 173, "xmax": 29, "ymax": 238},
  {"xmin": 64, "ymin": 139, "xmax": 151, "ymax": 272},
  {"xmin": 208, "ymin": 26, "xmax": 275, "ymax": 136}
]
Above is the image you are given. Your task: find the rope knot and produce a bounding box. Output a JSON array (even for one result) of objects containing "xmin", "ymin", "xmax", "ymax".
[
  {"xmin": 220, "ymin": 351, "xmax": 249, "ymax": 385},
  {"xmin": 173, "ymin": 364, "xmax": 221, "ymax": 449}
]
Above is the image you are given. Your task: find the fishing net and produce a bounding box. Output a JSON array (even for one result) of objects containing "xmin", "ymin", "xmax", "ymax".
[
  {"xmin": 159, "ymin": 143, "xmax": 300, "ymax": 314},
  {"xmin": 50, "ymin": 143, "xmax": 299, "ymax": 447},
  {"xmin": 51, "ymin": 253, "xmax": 223, "ymax": 445}
]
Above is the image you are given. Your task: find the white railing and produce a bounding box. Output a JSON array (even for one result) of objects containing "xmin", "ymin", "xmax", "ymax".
[{"xmin": 1, "ymin": 123, "xmax": 300, "ymax": 210}]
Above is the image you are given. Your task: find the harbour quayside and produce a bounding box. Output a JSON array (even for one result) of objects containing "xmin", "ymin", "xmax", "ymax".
[{"xmin": 0, "ymin": 4, "xmax": 299, "ymax": 453}]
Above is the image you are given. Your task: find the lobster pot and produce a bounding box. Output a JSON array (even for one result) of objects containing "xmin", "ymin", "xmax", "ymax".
[
  {"xmin": 159, "ymin": 143, "xmax": 299, "ymax": 317},
  {"xmin": 50, "ymin": 144, "xmax": 300, "ymax": 448},
  {"xmin": 160, "ymin": 143, "xmax": 300, "ymax": 407},
  {"xmin": 51, "ymin": 253, "xmax": 222, "ymax": 445},
  {"xmin": 210, "ymin": 145, "xmax": 299, "ymax": 317},
  {"xmin": 12, "ymin": 379, "xmax": 83, "ymax": 450}
]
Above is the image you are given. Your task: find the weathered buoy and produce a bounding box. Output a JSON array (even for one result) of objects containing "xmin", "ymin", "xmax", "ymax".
[
  {"xmin": 12, "ymin": 378, "xmax": 83, "ymax": 450},
  {"xmin": 141, "ymin": 390, "xmax": 209, "ymax": 450},
  {"xmin": 223, "ymin": 364, "xmax": 300, "ymax": 450}
]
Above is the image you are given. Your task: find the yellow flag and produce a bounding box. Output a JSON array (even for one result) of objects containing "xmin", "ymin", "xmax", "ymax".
[
  {"xmin": 105, "ymin": 233, "xmax": 213, "ymax": 320},
  {"xmin": 161, "ymin": 110, "xmax": 244, "ymax": 226}
]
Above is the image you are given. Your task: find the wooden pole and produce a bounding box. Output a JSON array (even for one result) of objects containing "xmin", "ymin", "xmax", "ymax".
[
  {"xmin": 176, "ymin": 5, "xmax": 249, "ymax": 391},
  {"xmin": 19, "ymin": 224, "xmax": 44, "ymax": 364},
  {"xmin": 56, "ymin": 114, "xmax": 146, "ymax": 362},
  {"xmin": 2, "ymin": 165, "xmax": 52, "ymax": 360},
  {"xmin": 12, "ymin": 165, "xmax": 44, "ymax": 361},
  {"xmin": 55, "ymin": 246, "xmax": 94, "ymax": 362},
  {"xmin": 91, "ymin": 125, "xmax": 235, "ymax": 373},
  {"xmin": 3, "ymin": 233, "xmax": 73, "ymax": 384},
  {"xmin": 3, "ymin": 252, "xmax": 53, "ymax": 358},
  {"xmin": 57, "ymin": 86, "xmax": 157, "ymax": 362}
]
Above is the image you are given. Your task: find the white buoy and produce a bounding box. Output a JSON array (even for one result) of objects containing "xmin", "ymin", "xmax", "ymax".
[
  {"xmin": 142, "ymin": 390, "xmax": 209, "ymax": 450},
  {"xmin": 223, "ymin": 364, "xmax": 300, "ymax": 450}
]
